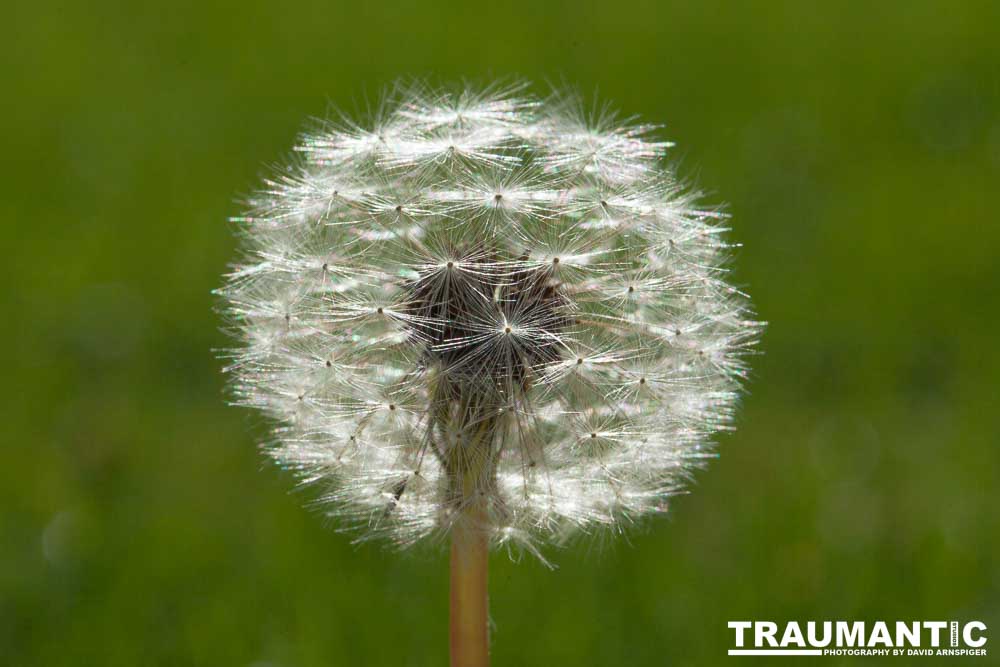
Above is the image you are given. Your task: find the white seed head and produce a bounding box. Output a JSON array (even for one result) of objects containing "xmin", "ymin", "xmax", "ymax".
[{"xmin": 218, "ymin": 82, "xmax": 763, "ymax": 553}]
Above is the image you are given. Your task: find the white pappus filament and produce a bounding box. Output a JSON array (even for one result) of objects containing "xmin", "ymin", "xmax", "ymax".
[{"xmin": 218, "ymin": 81, "xmax": 762, "ymax": 553}]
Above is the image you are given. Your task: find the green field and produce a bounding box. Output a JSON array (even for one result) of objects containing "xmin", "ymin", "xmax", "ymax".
[{"xmin": 3, "ymin": 1, "xmax": 998, "ymax": 665}]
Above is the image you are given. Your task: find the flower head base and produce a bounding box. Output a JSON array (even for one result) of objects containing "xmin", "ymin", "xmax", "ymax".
[{"xmin": 219, "ymin": 82, "xmax": 762, "ymax": 552}]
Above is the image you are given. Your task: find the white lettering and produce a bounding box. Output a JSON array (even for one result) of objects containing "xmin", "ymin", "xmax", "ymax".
[
  {"xmin": 964, "ymin": 621, "xmax": 987, "ymax": 648},
  {"xmin": 728, "ymin": 619, "xmax": 989, "ymax": 653},
  {"xmin": 836, "ymin": 622, "xmax": 864, "ymax": 647},
  {"xmin": 807, "ymin": 621, "xmax": 832, "ymax": 647},
  {"xmin": 728, "ymin": 621, "xmax": 751, "ymax": 647},
  {"xmin": 896, "ymin": 621, "xmax": 920, "ymax": 647},
  {"xmin": 780, "ymin": 622, "xmax": 806, "ymax": 648},
  {"xmin": 924, "ymin": 621, "xmax": 947, "ymax": 647},
  {"xmin": 755, "ymin": 622, "xmax": 779, "ymax": 648},
  {"xmin": 868, "ymin": 621, "xmax": 892, "ymax": 647}
]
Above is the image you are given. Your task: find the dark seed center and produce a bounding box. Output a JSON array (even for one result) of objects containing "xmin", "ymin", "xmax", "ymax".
[{"xmin": 402, "ymin": 245, "xmax": 570, "ymax": 391}]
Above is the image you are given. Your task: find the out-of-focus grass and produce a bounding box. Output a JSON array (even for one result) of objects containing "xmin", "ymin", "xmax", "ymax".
[{"xmin": 3, "ymin": 1, "xmax": 998, "ymax": 665}]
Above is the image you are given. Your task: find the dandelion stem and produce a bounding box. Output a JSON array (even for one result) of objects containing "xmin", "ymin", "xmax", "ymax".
[{"xmin": 450, "ymin": 511, "xmax": 489, "ymax": 667}]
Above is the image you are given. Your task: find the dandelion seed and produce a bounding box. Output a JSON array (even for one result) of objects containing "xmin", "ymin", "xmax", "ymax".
[{"xmin": 218, "ymin": 81, "xmax": 762, "ymax": 667}]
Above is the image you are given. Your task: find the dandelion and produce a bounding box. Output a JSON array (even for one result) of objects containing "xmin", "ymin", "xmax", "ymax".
[{"xmin": 218, "ymin": 81, "xmax": 762, "ymax": 666}]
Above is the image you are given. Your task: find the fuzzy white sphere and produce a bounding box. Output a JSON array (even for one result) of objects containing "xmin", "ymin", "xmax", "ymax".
[{"xmin": 219, "ymin": 82, "xmax": 762, "ymax": 552}]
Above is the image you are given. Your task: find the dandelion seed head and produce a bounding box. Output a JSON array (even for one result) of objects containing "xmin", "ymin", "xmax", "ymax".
[{"xmin": 218, "ymin": 82, "xmax": 763, "ymax": 552}]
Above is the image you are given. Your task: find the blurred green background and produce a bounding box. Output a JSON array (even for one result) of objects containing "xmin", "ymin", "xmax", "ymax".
[{"xmin": 3, "ymin": 1, "xmax": 998, "ymax": 665}]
